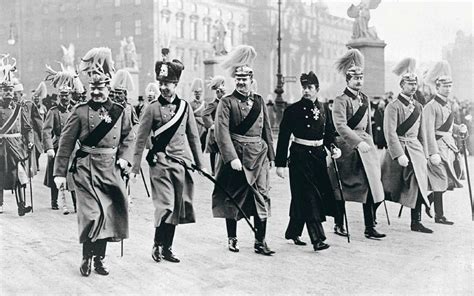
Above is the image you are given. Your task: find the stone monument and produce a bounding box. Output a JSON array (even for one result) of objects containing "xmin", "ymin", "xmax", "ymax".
[
  {"xmin": 347, "ymin": 0, "xmax": 386, "ymax": 98},
  {"xmin": 117, "ymin": 36, "xmax": 139, "ymax": 104}
]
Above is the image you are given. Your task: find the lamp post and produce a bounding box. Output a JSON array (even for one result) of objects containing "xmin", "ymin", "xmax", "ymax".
[{"xmin": 273, "ymin": 0, "xmax": 286, "ymax": 130}]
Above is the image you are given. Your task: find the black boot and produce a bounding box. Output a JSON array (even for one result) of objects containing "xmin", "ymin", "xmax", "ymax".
[
  {"xmin": 411, "ymin": 222, "xmax": 433, "ymax": 233},
  {"xmin": 287, "ymin": 236, "xmax": 307, "ymax": 246},
  {"xmin": 364, "ymin": 227, "xmax": 386, "ymax": 239},
  {"xmin": 51, "ymin": 186, "xmax": 59, "ymax": 210},
  {"xmin": 18, "ymin": 202, "xmax": 32, "ymax": 217},
  {"xmin": 93, "ymin": 256, "xmax": 109, "ymax": 275},
  {"xmin": 228, "ymin": 237, "xmax": 239, "ymax": 252},
  {"xmin": 334, "ymin": 224, "xmax": 348, "ymax": 237},
  {"xmin": 435, "ymin": 216, "xmax": 454, "ymax": 225},
  {"xmin": 151, "ymin": 243, "xmax": 162, "ymax": 262},
  {"xmin": 162, "ymin": 247, "xmax": 180, "ymax": 263},
  {"xmin": 71, "ymin": 192, "xmax": 77, "ymax": 213},
  {"xmin": 80, "ymin": 256, "xmax": 92, "ymax": 277},
  {"xmin": 254, "ymin": 240, "xmax": 275, "ymax": 255},
  {"xmin": 313, "ymin": 241, "xmax": 330, "ymax": 251}
]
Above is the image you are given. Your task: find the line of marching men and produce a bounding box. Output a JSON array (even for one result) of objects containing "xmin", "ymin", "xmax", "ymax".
[{"xmin": 0, "ymin": 45, "xmax": 468, "ymax": 277}]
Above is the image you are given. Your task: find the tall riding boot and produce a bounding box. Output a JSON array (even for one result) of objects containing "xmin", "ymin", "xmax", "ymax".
[
  {"xmin": 433, "ymin": 192, "xmax": 453, "ymax": 224},
  {"xmin": 363, "ymin": 192, "xmax": 385, "ymax": 239},
  {"xmin": 226, "ymin": 219, "xmax": 239, "ymax": 252},
  {"xmin": 411, "ymin": 196, "xmax": 433, "ymax": 233},
  {"xmin": 93, "ymin": 239, "xmax": 109, "ymax": 275},
  {"xmin": 51, "ymin": 186, "xmax": 59, "ymax": 210},
  {"xmin": 254, "ymin": 217, "xmax": 274, "ymax": 255},
  {"xmin": 307, "ymin": 221, "xmax": 329, "ymax": 251},
  {"xmin": 80, "ymin": 240, "xmax": 93, "ymax": 277},
  {"xmin": 162, "ymin": 224, "xmax": 179, "ymax": 263},
  {"xmin": 152, "ymin": 226, "xmax": 165, "ymax": 262},
  {"xmin": 16, "ymin": 185, "xmax": 31, "ymax": 216}
]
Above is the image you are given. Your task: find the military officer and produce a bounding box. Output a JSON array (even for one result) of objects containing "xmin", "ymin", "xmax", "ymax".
[{"xmin": 275, "ymin": 71, "xmax": 341, "ymax": 251}]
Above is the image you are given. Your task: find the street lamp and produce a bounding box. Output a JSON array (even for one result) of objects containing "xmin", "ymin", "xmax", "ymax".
[
  {"xmin": 273, "ymin": 0, "xmax": 286, "ymax": 130},
  {"xmin": 8, "ymin": 23, "xmax": 16, "ymax": 45}
]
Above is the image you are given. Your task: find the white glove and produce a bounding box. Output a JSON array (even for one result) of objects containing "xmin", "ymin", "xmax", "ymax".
[
  {"xmin": 116, "ymin": 158, "xmax": 129, "ymax": 170},
  {"xmin": 331, "ymin": 147, "xmax": 342, "ymax": 159},
  {"xmin": 430, "ymin": 154, "xmax": 441, "ymax": 165},
  {"xmin": 54, "ymin": 177, "xmax": 66, "ymax": 190},
  {"xmin": 46, "ymin": 149, "xmax": 55, "ymax": 158},
  {"xmin": 459, "ymin": 124, "xmax": 468, "ymax": 134},
  {"xmin": 276, "ymin": 167, "xmax": 285, "ymax": 179},
  {"xmin": 357, "ymin": 141, "xmax": 371, "ymax": 153},
  {"xmin": 230, "ymin": 158, "xmax": 242, "ymax": 171},
  {"xmin": 397, "ymin": 155, "xmax": 409, "ymax": 167}
]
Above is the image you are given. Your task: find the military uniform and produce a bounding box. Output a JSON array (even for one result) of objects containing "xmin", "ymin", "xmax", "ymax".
[
  {"xmin": 275, "ymin": 77, "xmax": 338, "ymax": 248},
  {"xmin": 190, "ymin": 98, "xmax": 206, "ymax": 151},
  {"xmin": 43, "ymin": 103, "xmax": 76, "ymax": 210}
]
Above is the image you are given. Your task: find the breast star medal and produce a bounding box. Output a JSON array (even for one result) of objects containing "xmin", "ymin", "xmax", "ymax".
[
  {"xmin": 311, "ymin": 107, "xmax": 320, "ymax": 121},
  {"xmin": 98, "ymin": 107, "xmax": 112, "ymax": 123}
]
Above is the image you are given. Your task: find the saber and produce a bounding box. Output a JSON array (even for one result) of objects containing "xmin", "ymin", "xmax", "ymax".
[
  {"xmin": 398, "ymin": 205, "xmax": 403, "ymax": 218},
  {"xmin": 140, "ymin": 168, "xmax": 151, "ymax": 198},
  {"xmin": 165, "ymin": 153, "xmax": 257, "ymax": 234},
  {"xmin": 382, "ymin": 199, "xmax": 391, "ymax": 225},
  {"xmin": 461, "ymin": 132, "xmax": 473, "ymax": 221},
  {"xmin": 330, "ymin": 144, "xmax": 350, "ymax": 243},
  {"xmin": 28, "ymin": 149, "xmax": 34, "ymax": 212}
]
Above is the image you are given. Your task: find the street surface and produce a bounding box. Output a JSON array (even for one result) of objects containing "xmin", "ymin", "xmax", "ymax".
[{"xmin": 1, "ymin": 153, "xmax": 473, "ymax": 295}]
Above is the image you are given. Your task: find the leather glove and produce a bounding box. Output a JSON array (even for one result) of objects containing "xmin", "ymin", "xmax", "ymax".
[
  {"xmin": 357, "ymin": 141, "xmax": 371, "ymax": 153},
  {"xmin": 276, "ymin": 167, "xmax": 285, "ymax": 179},
  {"xmin": 397, "ymin": 155, "xmax": 409, "ymax": 167},
  {"xmin": 230, "ymin": 158, "xmax": 242, "ymax": 171},
  {"xmin": 430, "ymin": 154, "xmax": 441, "ymax": 165},
  {"xmin": 46, "ymin": 149, "xmax": 55, "ymax": 158},
  {"xmin": 331, "ymin": 147, "xmax": 342, "ymax": 159},
  {"xmin": 54, "ymin": 177, "xmax": 66, "ymax": 190}
]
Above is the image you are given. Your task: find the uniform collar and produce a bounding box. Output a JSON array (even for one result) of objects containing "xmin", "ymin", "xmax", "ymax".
[
  {"xmin": 233, "ymin": 89, "xmax": 253, "ymax": 102},
  {"xmin": 434, "ymin": 94, "xmax": 448, "ymax": 106},
  {"xmin": 88, "ymin": 98, "xmax": 113, "ymax": 111},
  {"xmin": 398, "ymin": 93, "xmax": 413, "ymax": 106},
  {"xmin": 158, "ymin": 94, "xmax": 179, "ymax": 106}
]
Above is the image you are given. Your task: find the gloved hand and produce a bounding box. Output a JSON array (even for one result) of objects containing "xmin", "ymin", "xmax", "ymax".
[
  {"xmin": 54, "ymin": 177, "xmax": 66, "ymax": 190},
  {"xmin": 230, "ymin": 158, "xmax": 242, "ymax": 171},
  {"xmin": 459, "ymin": 123, "xmax": 468, "ymax": 134},
  {"xmin": 357, "ymin": 141, "xmax": 371, "ymax": 153},
  {"xmin": 331, "ymin": 147, "xmax": 342, "ymax": 159},
  {"xmin": 117, "ymin": 158, "xmax": 129, "ymax": 170},
  {"xmin": 430, "ymin": 154, "xmax": 441, "ymax": 165},
  {"xmin": 397, "ymin": 155, "xmax": 409, "ymax": 167},
  {"xmin": 276, "ymin": 167, "xmax": 285, "ymax": 179},
  {"xmin": 46, "ymin": 149, "xmax": 55, "ymax": 158}
]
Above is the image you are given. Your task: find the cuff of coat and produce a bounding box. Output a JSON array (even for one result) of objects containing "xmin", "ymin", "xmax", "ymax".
[{"xmin": 53, "ymin": 156, "xmax": 70, "ymax": 177}]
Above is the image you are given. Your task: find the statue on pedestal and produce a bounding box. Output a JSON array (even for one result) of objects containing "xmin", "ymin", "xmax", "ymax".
[
  {"xmin": 347, "ymin": 0, "xmax": 381, "ymax": 40},
  {"xmin": 117, "ymin": 36, "xmax": 138, "ymax": 70},
  {"xmin": 212, "ymin": 19, "xmax": 231, "ymax": 56}
]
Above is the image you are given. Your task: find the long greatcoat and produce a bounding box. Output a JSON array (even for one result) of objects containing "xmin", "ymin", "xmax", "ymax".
[
  {"xmin": 381, "ymin": 95, "xmax": 429, "ymax": 208},
  {"xmin": 22, "ymin": 100, "xmax": 43, "ymax": 176},
  {"xmin": 132, "ymin": 96, "xmax": 204, "ymax": 227},
  {"xmin": 328, "ymin": 89, "xmax": 384, "ymax": 203},
  {"xmin": 212, "ymin": 90, "xmax": 275, "ymax": 220},
  {"xmin": 0, "ymin": 103, "xmax": 33, "ymax": 199},
  {"xmin": 423, "ymin": 95, "xmax": 463, "ymax": 192},
  {"xmin": 54, "ymin": 99, "xmax": 134, "ymax": 243},
  {"xmin": 202, "ymin": 98, "xmax": 220, "ymax": 154}
]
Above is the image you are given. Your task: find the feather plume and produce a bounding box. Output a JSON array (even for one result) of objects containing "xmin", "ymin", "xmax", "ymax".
[
  {"xmin": 221, "ymin": 45, "xmax": 257, "ymax": 77},
  {"xmin": 33, "ymin": 81, "xmax": 47, "ymax": 99},
  {"xmin": 44, "ymin": 64, "xmax": 75, "ymax": 89},
  {"xmin": 425, "ymin": 60, "xmax": 452, "ymax": 84},
  {"xmin": 207, "ymin": 75, "xmax": 226, "ymax": 90},
  {"xmin": 145, "ymin": 82, "xmax": 160, "ymax": 96},
  {"xmin": 392, "ymin": 57, "xmax": 417, "ymax": 75},
  {"xmin": 335, "ymin": 48, "xmax": 364, "ymax": 74},
  {"xmin": 78, "ymin": 47, "xmax": 115, "ymax": 77},
  {"xmin": 110, "ymin": 69, "xmax": 134, "ymax": 92}
]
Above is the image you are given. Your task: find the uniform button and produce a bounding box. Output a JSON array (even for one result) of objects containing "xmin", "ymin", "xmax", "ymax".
[
  {"xmin": 309, "ymin": 151, "xmax": 312, "ymax": 154},
  {"xmin": 90, "ymin": 116, "xmax": 93, "ymax": 118},
  {"xmin": 91, "ymin": 124, "xmax": 94, "ymax": 127},
  {"xmin": 113, "ymin": 136, "xmax": 117, "ymax": 139},
  {"xmin": 242, "ymin": 108, "xmax": 245, "ymax": 110},
  {"xmin": 305, "ymin": 115, "xmax": 308, "ymax": 118},
  {"xmin": 307, "ymin": 124, "xmax": 310, "ymax": 128},
  {"xmin": 164, "ymin": 115, "xmax": 167, "ymax": 118},
  {"xmin": 303, "ymin": 107, "xmax": 306, "ymax": 110}
]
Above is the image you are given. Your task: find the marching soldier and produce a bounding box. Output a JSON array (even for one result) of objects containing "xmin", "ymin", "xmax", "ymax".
[
  {"xmin": 43, "ymin": 81, "xmax": 77, "ymax": 213},
  {"xmin": 189, "ymin": 78, "xmax": 207, "ymax": 151},
  {"xmin": 382, "ymin": 58, "xmax": 432, "ymax": 233},
  {"xmin": 212, "ymin": 45, "xmax": 275, "ymax": 255},
  {"xmin": 53, "ymin": 47, "xmax": 134, "ymax": 276},
  {"xmin": 0, "ymin": 60, "xmax": 34, "ymax": 216},
  {"xmin": 275, "ymin": 71, "xmax": 341, "ymax": 251},
  {"xmin": 31, "ymin": 82, "xmax": 48, "ymax": 121},
  {"xmin": 202, "ymin": 75, "xmax": 225, "ymax": 175},
  {"xmin": 423, "ymin": 61, "xmax": 467, "ymax": 225},
  {"xmin": 132, "ymin": 56, "xmax": 205, "ymax": 263},
  {"xmin": 110, "ymin": 69, "xmax": 139, "ymax": 126},
  {"xmin": 329, "ymin": 49, "xmax": 386, "ymax": 239}
]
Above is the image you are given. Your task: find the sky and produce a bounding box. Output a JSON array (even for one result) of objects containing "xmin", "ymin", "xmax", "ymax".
[{"xmin": 324, "ymin": 0, "xmax": 473, "ymax": 62}]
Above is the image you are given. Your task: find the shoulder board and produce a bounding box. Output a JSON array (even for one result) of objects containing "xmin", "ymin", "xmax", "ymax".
[{"xmin": 112, "ymin": 101, "xmax": 125, "ymax": 109}]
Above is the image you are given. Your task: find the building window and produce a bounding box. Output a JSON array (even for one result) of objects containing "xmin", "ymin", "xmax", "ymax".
[
  {"xmin": 176, "ymin": 47, "xmax": 184, "ymax": 62},
  {"xmin": 177, "ymin": 0, "xmax": 183, "ymax": 10},
  {"xmin": 136, "ymin": 53, "xmax": 142, "ymax": 68},
  {"xmin": 114, "ymin": 0, "xmax": 120, "ymax": 7},
  {"xmin": 204, "ymin": 22, "xmax": 211, "ymax": 42},
  {"xmin": 190, "ymin": 20, "xmax": 197, "ymax": 40},
  {"xmin": 59, "ymin": 25, "xmax": 65, "ymax": 40},
  {"xmin": 190, "ymin": 50, "xmax": 200, "ymax": 71},
  {"xmin": 115, "ymin": 21, "xmax": 121, "ymax": 36},
  {"xmin": 176, "ymin": 18, "xmax": 184, "ymax": 38},
  {"xmin": 135, "ymin": 19, "xmax": 142, "ymax": 35}
]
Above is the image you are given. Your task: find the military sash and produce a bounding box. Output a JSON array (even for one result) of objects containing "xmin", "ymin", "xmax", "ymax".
[
  {"xmin": 69, "ymin": 101, "xmax": 124, "ymax": 173},
  {"xmin": 230, "ymin": 93, "xmax": 262, "ymax": 135},
  {"xmin": 0, "ymin": 104, "xmax": 21, "ymax": 135},
  {"xmin": 396, "ymin": 96, "xmax": 422, "ymax": 136},
  {"xmin": 343, "ymin": 89, "xmax": 368, "ymax": 130},
  {"xmin": 146, "ymin": 97, "xmax": 187, "ymax": 166}
]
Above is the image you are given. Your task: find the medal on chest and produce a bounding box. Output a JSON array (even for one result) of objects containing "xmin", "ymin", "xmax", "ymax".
[
  {"xmin": 311, "ymin": 107, "xmax": 320, "ymax": 121},
  {"xmin": 98, "ymin": 106, "xmax": 112, "ymax": 123}
]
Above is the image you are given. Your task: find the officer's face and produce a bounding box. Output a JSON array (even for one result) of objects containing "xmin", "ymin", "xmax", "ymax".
[
  {"xmin": 216, "ymin": 87, "xmax": 225, "ymax": 99},
  {"xmin": 90, "ymin": 85, "xmax": 109, "ymax": 102},
  {"xmin": 13, "ymin": 91, "xmax": 22, "ymax": 102},
  {"xmin": 59, "ymin": 93, "xmax": 71, "ymax": 105},
  {"xmin": 159, "ymin": 81, "xmax": 176, "ymax": 98},
  {"xmin": 147, "ymin": 94, "xmax": 155, "ymax": 102},
  {"xmin": 33, "ymin": 96, "xmax": 40, "ymax": 105},
  {"xmin": 194, "ymin": 89, "xmax": 202, "ymax": 101},
  {"xmin": 302, "ymin": 84, "xmax": 318, "ymax": 100},
  {"xmin": 437, "ymin": 83, "xmax": 452, "ymax": 97},
  {"xmin": 3, "ymin": 87, "xmax": 13, "ymax": 100},
  {"xmin": 401, "ymin": 81, "xmax": 417, "ymax": 97},
  {"xmin": 347, "ymin": 75, "xmax": 364, "ymax": 91},
  {"xmin": 235, "ymin": 76, "xmax": 252, "ymax": 94}
]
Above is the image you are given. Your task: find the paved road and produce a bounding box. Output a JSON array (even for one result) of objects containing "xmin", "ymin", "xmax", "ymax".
[{"xmin": 1, "ymin": 154, "xmax": 473, "ymax": 295}]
